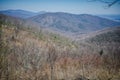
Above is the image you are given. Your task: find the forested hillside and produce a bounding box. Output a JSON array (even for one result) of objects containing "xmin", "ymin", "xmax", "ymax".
[{"xmin": 0, "ymin": 14, "xmax": 120, "ymax": 80}]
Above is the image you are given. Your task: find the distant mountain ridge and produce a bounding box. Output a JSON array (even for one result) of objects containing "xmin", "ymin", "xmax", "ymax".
[
  {"xmin": 1, "ymin": 10, "xmax": 120, "ymax": 36},
  {"xmin": 0, "ymin": 9, "xmax": 46, "ymax": 19},
  {"xmin": 97, "ymin": 14, "xmax": 120, "ymax": 22},
  {"xmin": 28, "ymin": 12, "xmax": 120, "ymax": 33}
]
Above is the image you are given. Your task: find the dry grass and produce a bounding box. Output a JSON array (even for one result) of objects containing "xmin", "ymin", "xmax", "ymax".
[{"xmin": 0, "ymin": 24, "xmax": 120, "ymax": 80}]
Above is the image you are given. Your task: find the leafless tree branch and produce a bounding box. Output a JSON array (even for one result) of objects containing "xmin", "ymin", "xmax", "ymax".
[{"xmin": 87, "ymin": 0, "xmax": 120, "ymax": 7}]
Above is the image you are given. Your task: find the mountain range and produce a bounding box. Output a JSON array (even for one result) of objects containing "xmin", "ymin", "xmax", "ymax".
[
  {"xmin": 0, "ymin": 9, "xmax": 120, "ymax": 37},
  {"xmin": 28, "ymin": 12, "xmax": 120, "ymax": 33},
  {"xmin": 1, "ymin": 9, "xmax": 120, "ymax": 80},
  {"xmin": 0, "ymin": 9, "xmax": 46, "ymax": 19},
  {"xmin": 97, "ymin": 14, "xmax": 120, "ymax": 22}
]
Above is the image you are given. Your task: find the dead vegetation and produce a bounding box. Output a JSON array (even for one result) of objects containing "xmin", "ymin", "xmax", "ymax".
[{"xmin": 0, "ymin": 23, "xmax": 120, "ymax": 80}]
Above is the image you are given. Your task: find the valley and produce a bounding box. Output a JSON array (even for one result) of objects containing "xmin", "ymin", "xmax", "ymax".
[{"xmin": 0, "ymin": 10, "xmax": 120, "ymax": 80}]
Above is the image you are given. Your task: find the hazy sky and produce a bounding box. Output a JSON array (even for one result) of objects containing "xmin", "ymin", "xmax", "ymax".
[{"xmin": 0, "ymin": 0, "xmax": 120, "ymax": 14}]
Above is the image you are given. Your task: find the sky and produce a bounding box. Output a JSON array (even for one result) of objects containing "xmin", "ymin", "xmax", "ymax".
[{"xmin": 0, "ymin": 0, "xmax": 120, "ymax": 14}]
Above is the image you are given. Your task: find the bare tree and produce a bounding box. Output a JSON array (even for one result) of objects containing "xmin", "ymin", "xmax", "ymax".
[
  {"xmin": 87, "ymin": 0, "xmax": 120, "ymax": 7},
  {"xmin": 47, "ymin": 44, "xmax": 57, "ymax": 80}
]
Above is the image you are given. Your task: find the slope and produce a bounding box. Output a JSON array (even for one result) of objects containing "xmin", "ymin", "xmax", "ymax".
[
  {"xmin": 0, "ymin": 14, "xmax": 120, "ymax": 80},
  {"xmin": 0, "ymin": 9, "xmax": 37, "ymax": 19},
  {"xmin": 29, "ymin": 12, "xmax": 120, "ymax": 34}
]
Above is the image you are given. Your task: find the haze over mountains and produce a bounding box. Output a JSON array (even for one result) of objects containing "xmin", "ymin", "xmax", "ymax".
[
  {"xmin": 97, "ymin": 14, "xmax": 120, "ymax": 22},
  {"xmin": 0, "ymin": 9, "xmax": 120, "ymax": 37},
  {"xmin": 29, "ymin": 12, "xmax": 120, "ymax": 33},
  {"xmin": 0, "ymin": 9, "xmax": 46, "ymax": 19},
  {"xmin": 1, "ymin": 9, "xmax": 120, "ymax": 80}
]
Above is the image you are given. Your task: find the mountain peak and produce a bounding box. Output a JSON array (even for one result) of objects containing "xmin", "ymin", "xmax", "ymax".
[{"xmin": 29, "ymin": 12, "xmax": 120, "ymax": 34}]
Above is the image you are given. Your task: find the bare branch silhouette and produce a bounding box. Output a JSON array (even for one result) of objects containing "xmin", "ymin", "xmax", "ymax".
[{"xmin": 87, "ymin": 0, "xmax": 120, "ymax": 7}]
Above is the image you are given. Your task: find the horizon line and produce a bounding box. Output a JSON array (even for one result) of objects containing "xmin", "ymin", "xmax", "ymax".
[{"xmin": 0, "ymin": 9, "xmax": 120, "ymax": 15}]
